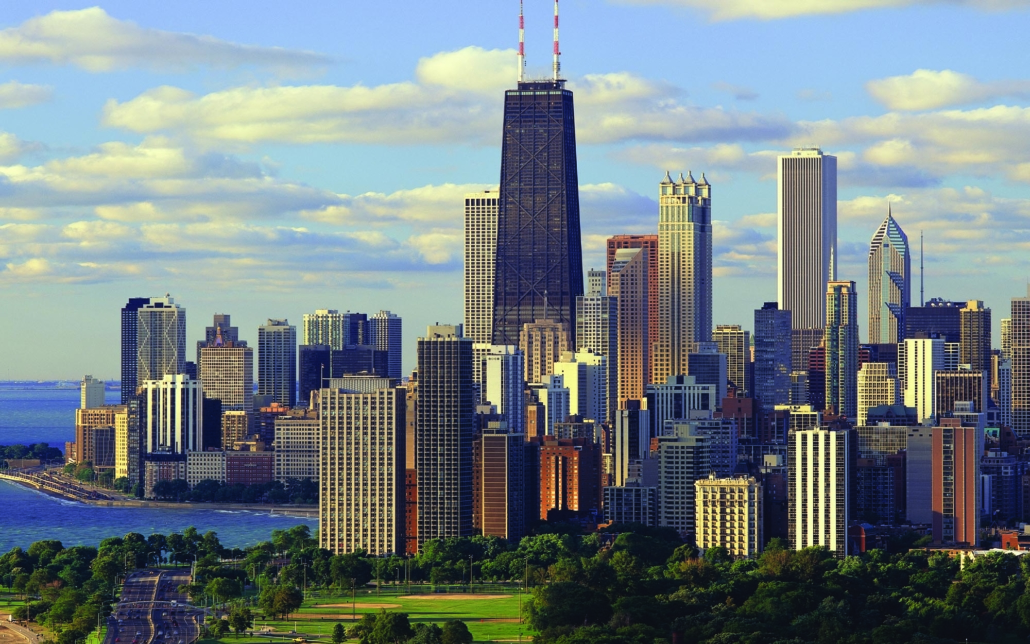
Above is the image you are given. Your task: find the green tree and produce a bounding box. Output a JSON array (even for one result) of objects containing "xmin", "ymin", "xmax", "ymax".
[
  {"xmin": 407, "ymin": 623, "xmax": 443, "ymax": 644},
  {"xmin": 331, "ymin": 623, "xmax": 346, "ymax": 644},
  {"xmin": 525, "ymin": 582, "xmax": 613, "ymax": 632},
  {"xmin": 368, "ymin": 611, "xmax": 413, "ymax": 644},
  {"xmin": 206, "ymin": 615, "xmax": 230, "ymax": 639},
  {"xmin": 206, "ymin": 577, "xmax": 243, "ymax": 605},
  {"xmin": 227, "ymin": 601, "xmax": 253, "ymax": 638},
  {"xmin": 258, "ymin": 585, "xmax": 304, "ymax": 620},
  {"xmin": 440, "ymin": 619, "xmax": 472, "ymax": 644}
]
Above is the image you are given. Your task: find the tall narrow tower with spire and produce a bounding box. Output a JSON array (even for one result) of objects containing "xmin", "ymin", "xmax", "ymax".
[
  {"xmin": 491, "ymin": 0, "xmax": 583, "ymax": 348},
  {"xmin": 867, "ymin": 205, "xmax": 910, "ymax": 344},
  {"xmin": 653, "ymin": 171, "xmax": 713, "ymax": 384}
]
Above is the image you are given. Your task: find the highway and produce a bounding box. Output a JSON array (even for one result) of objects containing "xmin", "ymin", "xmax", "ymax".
[{"xmin": 104, "ymin": 570, "xmax": 204, "ymax": 644}]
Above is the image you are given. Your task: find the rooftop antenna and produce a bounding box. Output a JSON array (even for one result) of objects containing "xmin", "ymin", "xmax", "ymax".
[
  {"xmin": 553, "ymin": 0, "xmax": 561, "ymax": 81},
  {"xmin": 518, "ymin": 0, "xmax": 525, "ymax": 83},
  {"xmin": 920, "ymin": 230, "xmax": 924, "ymax": 306}
]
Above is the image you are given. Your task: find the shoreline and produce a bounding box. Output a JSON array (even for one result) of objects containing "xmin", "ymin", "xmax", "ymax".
[{"xmin": 0, "ymin": 473, "xmax": 318, "ymax": 518}]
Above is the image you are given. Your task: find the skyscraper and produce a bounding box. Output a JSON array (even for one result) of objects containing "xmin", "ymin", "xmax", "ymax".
[
  {"xmin": 197, "ymin": 331, "xmax": 253, "ymax": 412},
  {"xmin": 824, "ymin": 281, "xmax": 859, "ymax": 419},
  {"xmin": 658, "ymin": 423, "xmax": 709, "ymax": 538},
  {"xmin": 477, "ymin": 422, "xmax": 526, "ymax": 542},
  {"xmin": 121, "ymin": 297, "xmax": 151, "ymax": 403},
  {"xmin": 298, "ymin": 344, "xmax": 331, "ymax": 407},
  {"xmin": 416, "ymin": 325, "xmax": 475, "ymax": 543},
  {"xmin": 575, "ymin": 292, "xmax": 617, "ymax": 422},
  {"xmin": 319, "ymin": 386, "xmax": 406, "ymax": 555},
  {"xmin": 465, "ymin": 191, "xmax": 499, "ymax": 345},
  {"xmin": 303, "ymin": 309, "xmax": 346, "ymax": 350},
  {"xmin": 586, "ymin": 268, "xmax": 607, "ymax": 297},
  {"xmin": 370, "ymin": 310, "xmax": 403, "ymax": 380},
  {"xmin": 610, "ymin": 247, "xmax": 650, "ymax": 409},
  {"xmin": 519, "ymin": 318, "xmax": 570, "ymax": 384},
  {"xmin": 607, "ymin": 234, "xmax": 659, "ymax": 367},
  {"xmin": 696, "ymin": 474, "xmax": 763, "ymax": 559},
  {"xmin": 492, "ymin": 52, "xmax": 583, "ymax": 348},
  {"xmin": 777, "ymin": 148, "xmax": 837, "ymax": 367},
  {"xmin": 900, "ymin": 337, "xmax": 945, "ymax": 424},
  {"xmin": 753, "ymin": 303, "xmax": 792, "ymax": 411},
  {"xmin": 932, "ymin": 420, "xmax": 979, "ymax": 546},
  {"xmin": 904, "ymin": 298, "xmax": 963, "ymax": 342},
  {"xmin": 258, "ymin": 319, "xmax": 297, "ymax": 407},
  {"xmin": 789, "ymin": 427, "xmax": 851, "ymax": 558},
  {"xmin": 81, "ymin": 375, "xmax": 105, "ymax": 409},
  {"xmin": 713, "ymin": 325, "xmax": 751, "ymax": 398},
  {"xmin": 141, "ymin": 373, "xmax": 202, "ymax": 455},
  {"xmin": 481, "ymin": 345, "xmax": 526, "ymax": 434},
  {"xmin": 959, "ymin": 300, "xmax": 991, "ymax": 388},
  {"xmin": 1012, "ymin": 288, "xmax": 1030, "ymax": 436},
  {"xmin": 654, "ymin": 171, "xmax": 713, "ymax": 384},
  {"xmin": 856, "ymin": 362, "xmax": 899, "ymax": 426},
  {"xmin": 867, "ymin": 207, "xmax": 910, "ymax": 344},
  {"xmin": 198, "ymin": 314, "xmax": 239, "ymax": 363},
  {"xmin": 137, "ymin": 296, "xmax": 186, "ymax": 384},
  {"xmin": 553, "ymin": 350, "xmax": 608, "ymax": 423}
]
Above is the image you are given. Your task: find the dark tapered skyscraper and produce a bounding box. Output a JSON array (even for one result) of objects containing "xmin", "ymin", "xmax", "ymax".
[
  {"xmin": 121, "ymin": 297, "xmax": 150, "ymax": 403},
  {"xmin": 492, "ymin": 68, "xmax": 583, "ymax": 347}
]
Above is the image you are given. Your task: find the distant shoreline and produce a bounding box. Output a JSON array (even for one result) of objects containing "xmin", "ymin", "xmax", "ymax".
[{"xmin": 0, "ymin": 475, "xmax": 318, "ymax": 519}]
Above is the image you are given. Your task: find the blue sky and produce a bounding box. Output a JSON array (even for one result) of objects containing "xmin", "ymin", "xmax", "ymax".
[{"xmin": 2, "ymin": 0, "xmax": 1030, "ymax": 379}]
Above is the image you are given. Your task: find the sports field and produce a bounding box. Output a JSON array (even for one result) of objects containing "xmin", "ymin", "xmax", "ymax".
[{"xmin": 208, "ymin": 588, "xmax": 536, "ymax": 643}]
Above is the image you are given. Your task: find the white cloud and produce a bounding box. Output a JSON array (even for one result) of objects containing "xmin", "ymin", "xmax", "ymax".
[
  {"xmin": 0, "ymin": 132, "xmax": 40, "ymax": 163},
  {"xmin": 102, "ymin": 47, "xmax": 791, "ymax": 147},
  {"xmin": 302, "ymin": 183, "xmax": 493, "ymax": 227},
  {"xmin": 0, "ymin": 81, "xmax": 52, "ymax": 108},
  {"xmin": 613, "ymin": 0, "xmax": 1029, "ymax": 20},
  {"xmin": 867, "ymin": 69, "xmax": 1030, "ymax": 111},
  {"xmin": 0, "ymin": 7, "xmax": 329, "ymax": 72}
]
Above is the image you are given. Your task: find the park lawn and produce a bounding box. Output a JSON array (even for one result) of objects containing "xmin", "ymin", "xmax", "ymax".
[{"xmin": 258, "ymin": 590, "xmax": 534, "ymax": 643}]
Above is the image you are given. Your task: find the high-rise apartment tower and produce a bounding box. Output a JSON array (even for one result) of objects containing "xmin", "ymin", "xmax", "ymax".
[{"xmin": 464, "ymin": 191, "xmax": 498, "ymax": 344}]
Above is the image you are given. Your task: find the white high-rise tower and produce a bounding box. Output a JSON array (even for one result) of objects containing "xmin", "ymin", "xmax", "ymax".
[
  {"xmin": 464, "ymin": 190, "xmax": 499, "ymax": 345},
  {"xmin": 777, "ymin": 148, "xmax": 837, "ymax": 367}
]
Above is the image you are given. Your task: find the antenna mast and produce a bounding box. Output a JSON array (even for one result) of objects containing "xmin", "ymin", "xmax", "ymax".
[
  {"xmin": 518, "ymin": 0, "xmax": 525, "ymax": 83},
  {"xmin": 920, "ymin": 230, "xmax": 924, "ymax": 306},
  {"xmin": 553, "ymin": 0, "xmax": 561, "ymax": 81}
]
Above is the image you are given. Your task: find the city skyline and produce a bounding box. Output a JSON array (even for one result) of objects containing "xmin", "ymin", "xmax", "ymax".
[{"xmin": 3, "ymin": 1, "xmax": 1030, "ymax": 378}]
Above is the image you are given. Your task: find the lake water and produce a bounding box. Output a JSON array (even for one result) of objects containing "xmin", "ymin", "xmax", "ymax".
[{"xmin": 0, "ymin": 384, "xmax": 317, "ymax": 552}]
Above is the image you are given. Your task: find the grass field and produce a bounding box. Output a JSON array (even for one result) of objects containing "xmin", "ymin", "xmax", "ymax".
[{"xmin": 249, "ymin": 588, "xmax": 535, "ymax": 643}]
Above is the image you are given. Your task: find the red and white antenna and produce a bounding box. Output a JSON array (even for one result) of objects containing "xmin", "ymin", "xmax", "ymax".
[
  {"xmin": 518, "ymin": 0, "xmax": 525, "ymax": 83},
  {"xmin": 552, "ymin": 0, "xmax": 561, "ymax": 81}
]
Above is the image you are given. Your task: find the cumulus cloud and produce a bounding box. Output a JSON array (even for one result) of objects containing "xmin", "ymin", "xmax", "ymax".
[
  {"xmin": 302, "ymin": 183, "xmax": 493, "ymax": 227},
  {"xmin": 0, "ymin": 131, "xmax": 46, "ymax": 164},
  {"xmin": 0, "ymin": 7, "xmax": 329, "ymax": 72},
  {"xmin": 0, "ymin": 81, "xmax": 52, "ymax": 108},
  {"xmin": 791, "ymin": 105, "xmax": 1030, "ymax": 182},
  {"xmin": 867, "ymin": 69, "xmax": 1030, "ymax": 111},
  {"xmin": 612, "ymin": 0, "xmax": 1029, "ymax": 21},
  {"xmin": 101, "ymin": 47, "xmax": 790, "ymax": 146}
]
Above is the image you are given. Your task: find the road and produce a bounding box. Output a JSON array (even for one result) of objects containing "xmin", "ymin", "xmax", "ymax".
[{"xmin": 104, "ymin": 570, "xmax": 203, "ymax": 644}]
